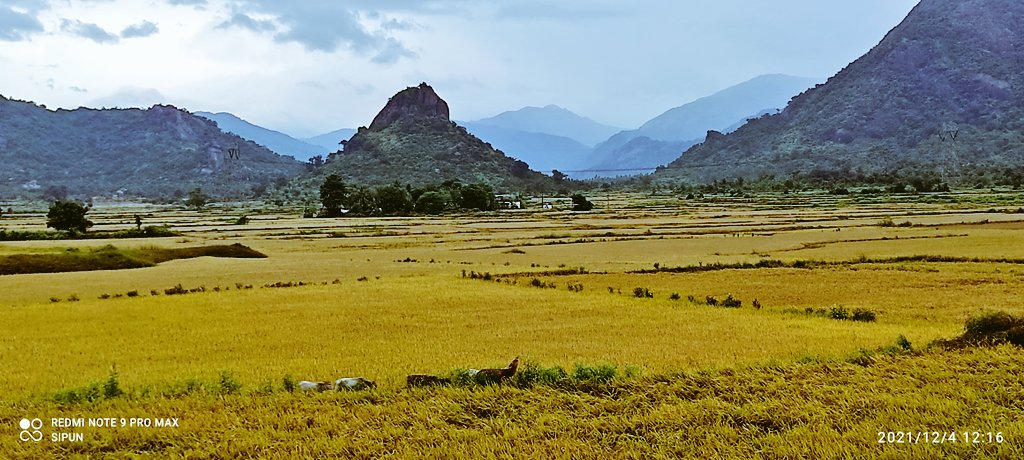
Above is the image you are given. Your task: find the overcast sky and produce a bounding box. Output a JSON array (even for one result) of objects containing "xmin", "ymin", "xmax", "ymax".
[{"xmin": 1, "ymin": 0, "xmax": 919, "ymax": 137}]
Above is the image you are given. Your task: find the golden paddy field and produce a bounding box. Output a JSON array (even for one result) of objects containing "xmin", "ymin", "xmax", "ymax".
[{"xmin": 1, "ymin": 191, "xmax": 1023, "ymax": 458}]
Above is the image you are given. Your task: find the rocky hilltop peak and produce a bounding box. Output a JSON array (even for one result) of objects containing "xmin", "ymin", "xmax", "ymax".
[
  {"xmin": 369, "ymin": 82, "xmax": 450, "ymax": 131},
  {"xmin": 319, "ymin": 84, "xmax": 550, "ymax": 190}
]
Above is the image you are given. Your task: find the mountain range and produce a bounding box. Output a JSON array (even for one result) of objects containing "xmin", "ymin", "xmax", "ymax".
[
  {"xmin": 4, "ymin": 0, "xmax": 1017, "ymax": 199},
  {"xmin": 660, "ymin": 0, "xmax": 1024, "ymax": 185},
  {"xmin": 581, "ymin": 74, "xmax": 820, "ymax": 177},
  {"xmin": 198, "ymin": 76, "xmax": 819, "ymax": 179},
  {"xmin": 0, "ymin": 97, "xmax": 303, "ymax": 200},
  {"xmin": 467, "ymin": 105, "xmax": 622, "ymax": 147},
  {"xmin": 459, "ymin": 105, "xmax": 620, "ymax": 174}
]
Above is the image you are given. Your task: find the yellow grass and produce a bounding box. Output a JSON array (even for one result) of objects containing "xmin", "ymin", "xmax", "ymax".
[
  {"xmin": 1, "ymin": 191, "xmax": 1023, "ymax": 456},
  {"xmin": 1, "ymin": 276, "xmax": 918, "ymax": 398}
]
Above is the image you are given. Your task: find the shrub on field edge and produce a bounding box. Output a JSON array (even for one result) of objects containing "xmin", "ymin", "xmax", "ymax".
[
  {"xmin": 633, "ymin": 287, "xmax": 653, "ymax": 298},
  {"xmin": 218, "ymin": 371, "xmax": 242, "ymax": 395},
  {"xmin": 851, "ymin": 308, "xmax": 876, "ymax": 322},
  {"xmin": 938, "ymin": 311, "xmax": 1024, "ymax": 348},
  {"xmin": 573, "ymin": 363, "xmax": 617, "ymax": 384},
  {"xmin": 788, "ymin": 306, "xmax": 878, "ymax": 322},
  {"xmin": 53, "ymin": 368, "xmax": 123, "ymax": 404},
  {"xmin": 104, "ymin": 369, "xmax": 123, "ymax": 398},
  {"xmin": 720, "ymin": 295, "xmax": 742, "ymax": 308},
  {"xmin": 830, "ymin": 306, "xmax": 850, "ymax": 320},
  {"xmin": 282, "ymin": 375, "xmax": 297, "ymax": 393}
]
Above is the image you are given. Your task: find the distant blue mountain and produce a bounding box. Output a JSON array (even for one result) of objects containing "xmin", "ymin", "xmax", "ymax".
[
  {"xmin": 459, "ymin": 105, "xmax": 622, "ymax": 173},
  {"xmin": 196, "ymin": 111, "xmax": 332, "ymax": 161},
  {"xmin": 460, "ymin": 122, "xmax": 591, "ymax": 174},
  {"xmin": 302, "ymin": 128, "xmax": 357, "ymax": 152},
  {"xmin": 470, "ymin": 105, "xmax": 622, "ymax": 147},
  {"xmin": 583, "ymin": 74, "xmax": 820, "ymax": 177}
]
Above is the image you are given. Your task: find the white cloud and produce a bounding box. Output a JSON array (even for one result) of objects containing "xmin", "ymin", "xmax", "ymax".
[
  {"xmin": 0, "ymin": 5, "xmax": 44, "ymax": 41},
  {"xmin": 220, "ymin": 1, "xmax": 417, "ymax": 63},
  {"xmin": 0, "ymin": 0, "xmax": 921, "ymax": 135},
  {"xmin": 120, "ymin": 20, "xmax": 158, "ymax": 38},
  {"xmin": 60, "ymin": 18, "xmax": 119, "ymax": 44},
  {"xmin": 216, "ymin": 12, "xmax": 275, "ymax": 33}
]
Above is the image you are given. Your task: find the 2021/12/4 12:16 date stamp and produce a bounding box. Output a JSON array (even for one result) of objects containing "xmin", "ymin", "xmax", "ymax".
[{"xmin": 878, "ymin": 431, "xmax": 1005, "ymax": 445}]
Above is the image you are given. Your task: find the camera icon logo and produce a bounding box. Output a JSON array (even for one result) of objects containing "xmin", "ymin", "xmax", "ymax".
[{"xmin": 19, "ymin": 418, "xmax": 43, "ymax": 442}]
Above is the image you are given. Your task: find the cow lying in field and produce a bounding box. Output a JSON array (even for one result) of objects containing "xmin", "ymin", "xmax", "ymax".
[
  {"xmin": 336, "ymin": 377, "xmax": 377, "ymax": 390},
  {"xmin": 474, "ymin": 357, "xmax": 520, "ymax": 384},
  {"xmin": 298, "ymin": 380, "xmax": 334, "ymax": 392}
]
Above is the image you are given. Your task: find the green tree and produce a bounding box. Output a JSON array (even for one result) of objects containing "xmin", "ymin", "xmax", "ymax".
[
  {"xmin": 416, "ymin": 191, "xmax": 448, "ymax": 214},
  {"xmin": 461, "ymin": 183, "xmax": 498, "ymax": 211},
  {"xmin": 185, "ymin": 188, "xmax": 210, "ymax": 210},
  {"xmin": 348, "ymin": 186, "xmax": 380, "ymax": 216},
  {"xmin": 571, "ymin": 194, "xmax": 594, "ymax": 212},
  {"xmin": 440, "ymin": 180, "xmax": 463, "ymax": 207},
  {"xmin": 375, "ymin": 182, "xmax": 414, "ymax": 215},
  {"xmin": 319, "ymin": 174, "xmax": 349, "ymax": 217},
  {"xmin": 509, "ymin": 159, "xmax": 530, "ymax": 178},
  {"xmin": 46, "ymin": 200, "xmax": 93, "ymax": 233}
]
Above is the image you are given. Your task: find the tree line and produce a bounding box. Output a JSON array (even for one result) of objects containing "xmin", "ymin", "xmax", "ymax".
[{"xmin": 319, "ymin": 175, "xmax": 500, "ymax": 217}]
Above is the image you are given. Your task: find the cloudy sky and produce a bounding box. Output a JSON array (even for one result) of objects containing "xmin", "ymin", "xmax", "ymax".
[{"xmin": 1, "ymin": 0, "xmax": 919, "ymax": 137}]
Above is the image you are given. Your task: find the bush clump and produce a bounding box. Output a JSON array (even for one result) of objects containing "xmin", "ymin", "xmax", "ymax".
[
  {"xmin": 282, "ymin": 375, "xmax": 297, "ymax": 393},
  {"xmin": 851, "ymin": 308, "xmax": 877, "ymax": 322},
  {"xmin": 939, "ymin": 311, "xmax": 1024, "ymax": 348},
  {"xmin": 720, "ymin": 295, "xmax": 742, "ymax": 308},
  {"xmin": 103, "ymin": 369, "xmax": 123, "ymax": 399},
  {"xmin": 218, "ymin": 371, "xmax": 243, "ymax": 395},
  {"xmin": 829, "ymin": 306, "xmax": 851, "ymax": 320},
  {"xmin": 54, "ymin": 369, "xmax": 123, "ymax": 404},
  {"xmin": 633, "ymin": 287, "xmax": 653, "ymax": 298},
  {"xmin": 787, "ymin": 306, "xmax": 879, "ymax": 323},
  {"xmin": 573, "ymin": 363, "xmax": 618, "ymax": 384},
  {"xmin": 512, "ymin": 361, "xmax": 570, "ymax": 387}
]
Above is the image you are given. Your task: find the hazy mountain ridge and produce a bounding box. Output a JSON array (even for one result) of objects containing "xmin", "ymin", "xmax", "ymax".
[
  {"xmin": 662, "ymin": 0, "xmax": 1024, "ymax": 184},
  {"xmin": 195, "ymin": 111, "xmax": 331, "ymax": 161},
  {"xmin": 584, "ymin": 74, "xmax": 819, "ymax": 177},
  {"xmin": 471, "ymin": 105, "xmax": 622, "ymax": 147},
  {"xmin": 302, "ymin": 128, "xmax": 357, "ymax": 153},
  {"xmin": 317, "ymin": 83, "xmax": 552, "ymax": 191},
  {"xmin": 0, "ymin": 96, "xmax": 303, "ymax": 200},
  {"xmin": 460, "ymin": 122, "xmax": 591, "ymax": 174}
]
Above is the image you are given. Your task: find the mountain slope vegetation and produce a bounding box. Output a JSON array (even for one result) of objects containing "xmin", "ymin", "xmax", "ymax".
[
  {"xmin": 661, "ymin": 0, "xmax": 1024, "ymax": 185},
  {"xmin": 0, "ymin": 97, "xmax": 303, "ymax": 200}
]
